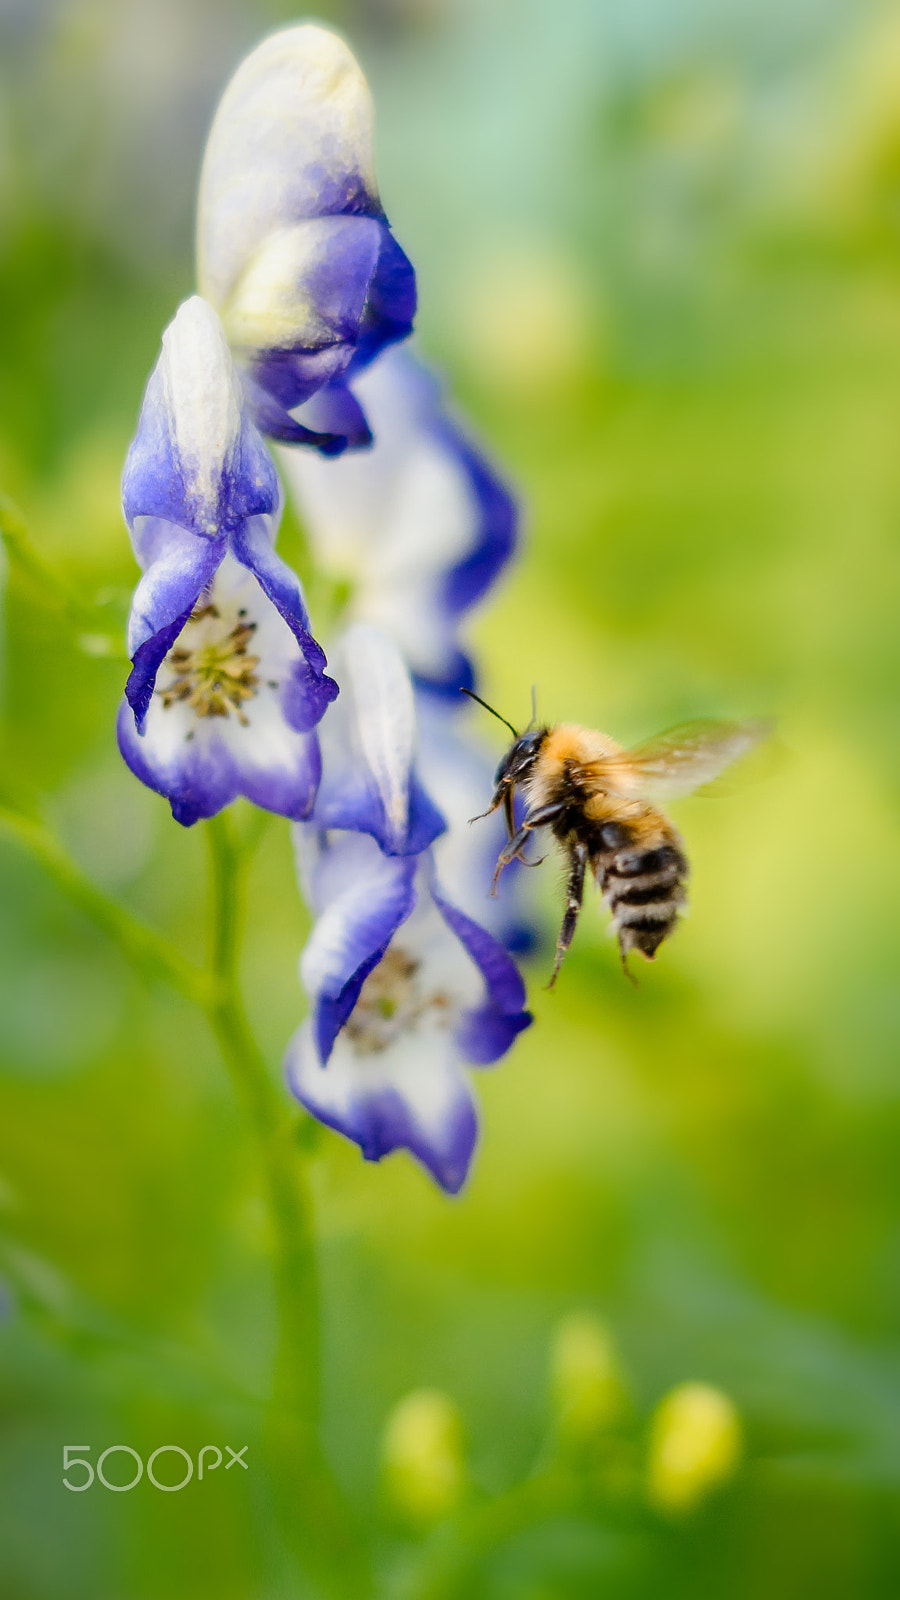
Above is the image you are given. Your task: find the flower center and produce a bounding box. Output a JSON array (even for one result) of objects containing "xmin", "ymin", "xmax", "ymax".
[
  {"xmin": 346, "ymin": 946, "xmax": 452, "ymax": 1055},
  {"xmin": 159, "ymin": 603, "xmax": 260, "ymax": 725}
]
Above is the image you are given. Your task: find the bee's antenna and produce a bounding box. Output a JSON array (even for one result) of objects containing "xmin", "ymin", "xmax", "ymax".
[
  {"xmin": 529, "ymin": 684, "xmax": 538, "ymax": 729},
  {"xmin": 459, "ymin": 687, "xmax": 519, "ymax": 740}
]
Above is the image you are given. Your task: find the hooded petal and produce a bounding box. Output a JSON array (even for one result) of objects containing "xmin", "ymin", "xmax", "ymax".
[
  {"xmin": 278, "ymin": 347, "xmax": 518, "ymax": 691},
  {"xmin": 313, "ymin": 623, "xmax": 445, "ymax": 855},
  {"xmin": 122, "ymin": 296, "xmax": 280, "ymax": 543},
  {"xmin": 197, "ymin": 25, "xmax": 415, "ymax": 452}
]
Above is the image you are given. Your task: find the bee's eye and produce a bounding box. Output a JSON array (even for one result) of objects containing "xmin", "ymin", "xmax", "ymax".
[{"xmin": 494, "ymin": 757, "xmax": 508, "ymax": 785}]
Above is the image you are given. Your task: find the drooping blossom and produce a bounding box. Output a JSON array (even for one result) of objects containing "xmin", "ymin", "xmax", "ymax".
[
  {"xmin": 285, "ymin": 623, "xmax": 531, "ymax": 1190},
  {"xmin": 197, "ymin": 24, "xmax": 416, "ymax": 455},
  {"xmin": 117, "ymin": 294, "xmax": 336, "ymax": 825},
  {"xmin": 286, "ymin": 829, "xmax": 531, "ymax": 1193},
  {"xmin": 278, "ymin": 345, "xmax": 517, "ymax": 692},
  {"xmin": 312, "ymin": 621, "xmax": 445, "ymax": 856}
]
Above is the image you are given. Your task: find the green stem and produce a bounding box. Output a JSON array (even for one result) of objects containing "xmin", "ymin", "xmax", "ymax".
[
  {"xmin": 0, "ymin": 792, "xmax": 364, "ymax": 1589},
  {"xmin": 205, "ymin": 813, "xmax": 320, "ymax": 1418},
  {"xmin": 402, "ymin": 1472, "xmax": 579, "ymax": 1600},
  {"xmin": 0, "ymin": 495, "xmax": 127, "ymax": 660},
  {"xmin": 1, "ymin": 495, "xmax": 103, "ymax": 626},
  {"xmin": 0, "ymin": 805, "xmax": 209, "ymax": 1006},
  {"xmin": 205, "ymin": 814, "xmax": 364, "ymax": 1596}
]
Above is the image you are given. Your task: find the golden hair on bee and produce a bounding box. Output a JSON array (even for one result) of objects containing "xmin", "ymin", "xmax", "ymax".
[{"xmin": 462, "ymin": 690, "xmax": 771, "ymax": 985}]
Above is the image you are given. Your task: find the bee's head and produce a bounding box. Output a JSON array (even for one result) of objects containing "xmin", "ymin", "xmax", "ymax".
[
  {"xmin": 493, "ymin": 729, "xmax": 548, "ymax": 791},
  {"xmin": 459, "ymin": 688, "xmax": 547, "ymax": 819}
]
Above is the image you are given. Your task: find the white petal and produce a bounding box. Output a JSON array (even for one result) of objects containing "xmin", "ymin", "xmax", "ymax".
[
  {"xmin": 159, "ymin": 297, "xmax": 242, "ymax": 532},
  {"xmin": 298, "ymin": 840, "xmax": 415, "ymax": 998},
  {"xmin": 279, "ymin": 348, "xmax": 476, "ymax": 579},
  {"xmin": 198, "ymin": 25, "xmax": 378, "ymax": 313},
  {"xmin": 326, "ymin": 623, "xmax": 418, "ymax": 850}
]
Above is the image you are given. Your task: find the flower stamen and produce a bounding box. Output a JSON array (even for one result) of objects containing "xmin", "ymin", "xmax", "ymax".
[
  {"xmin": 159, "ymin": 602, "xmax": 261, "ymax": 725},
  {"xmin": 346, "ymin": 947, "xmax": 451, "ymax": 1055}
]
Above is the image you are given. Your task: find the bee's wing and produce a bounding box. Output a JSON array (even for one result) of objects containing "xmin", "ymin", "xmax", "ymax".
[{"xmin": 593, "ymin": 717, "xmax": 774, "ymax": 801}]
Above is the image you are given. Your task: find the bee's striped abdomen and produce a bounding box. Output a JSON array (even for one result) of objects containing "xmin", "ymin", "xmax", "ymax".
[{"xmin": 596, "ymin": 839, "xmax": 688, "ymax": 961}]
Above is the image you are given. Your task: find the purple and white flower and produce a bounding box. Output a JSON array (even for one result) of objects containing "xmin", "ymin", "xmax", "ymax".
[
  {"xmin": 118, "ymin": 295, "xmax": 337, "ymax": 826},
  {"xmin": 286, "ymin": 624, "xmax": 532, "ymax": 1190},
  {"xmin": 279, "ymin": 346, "xmax": 518, "ymax": 692},
  {"xmin": 286, "ymin": 829, "xmax": 532, "ymax": 1193},
  {"xmin": 197, "ymin": 25, "xmax": 416, "ymax": 455},
  {"xmin": 312, "ymin": 622, "xmax": 445, "ymax": 856}
]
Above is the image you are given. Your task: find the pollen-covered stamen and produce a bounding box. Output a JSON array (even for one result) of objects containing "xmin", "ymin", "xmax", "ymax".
[
  {"xmin": 345, "ymin": 946, "xmax": 451, "ymax": 1055},
  {"xmin": 158, "ymin": 602, "xmax": 262, "ymax": 725}
]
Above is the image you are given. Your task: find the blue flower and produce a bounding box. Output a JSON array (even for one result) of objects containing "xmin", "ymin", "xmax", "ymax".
[
  {"xmin": 285, "ymin": 829, "xmax": 532, "ymax": 1193},
  {"xmin": 311, "ymin": 622, "xmax": 446, "ymax": 856},
  {"xmin": 286, "ymin": 624, "xmax": 532, "ymax": 1190},
  {"xmin": 278, "ymin": 346, "xmax": 518, "ymax": 693},
  {"xmin": 118, "ymin": 295, "xmax": 337, "ymax": 826},
  {"xmin": 197, "ymin": 25, "xmax": 416, "ymax": 456}
]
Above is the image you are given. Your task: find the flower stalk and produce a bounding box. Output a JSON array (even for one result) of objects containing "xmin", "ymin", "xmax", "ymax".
[{"xmin": 204, "ymin": 813, "xmax": 363, "ymax": 1594}]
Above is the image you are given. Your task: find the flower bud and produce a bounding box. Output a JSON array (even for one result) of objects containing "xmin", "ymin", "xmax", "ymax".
[
  {"xmin": 550, "ymin": 1312, "xmax": 628, "ymax": 1442},
  {"xmin": 646, "ymin": 1382, "xmax": 741, "ymax": 1514},
  {"xmin": 381, "ymin": 1388, "xmax": 465, "ymax": 1524}
]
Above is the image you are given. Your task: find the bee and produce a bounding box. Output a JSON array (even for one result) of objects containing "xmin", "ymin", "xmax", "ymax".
[{"xmin": 463, "ymin": 690, "xmax": 771, "ymax": 985}]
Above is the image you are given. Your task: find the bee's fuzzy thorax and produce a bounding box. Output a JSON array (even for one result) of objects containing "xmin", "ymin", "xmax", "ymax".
[{"xmin": 524, "ymin": 723, "xmax": 623, "ymax": 810}]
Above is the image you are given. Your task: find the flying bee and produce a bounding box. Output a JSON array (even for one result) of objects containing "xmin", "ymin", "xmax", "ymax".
[{"xmin": 463, "ymin": 689, "xmax": 771, "ymax": 985}]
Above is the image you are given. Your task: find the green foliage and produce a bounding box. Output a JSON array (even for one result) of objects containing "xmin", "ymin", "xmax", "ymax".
[{"xmin": 0, "ymin": 1, "xmax": 899, "ymax": 1595}]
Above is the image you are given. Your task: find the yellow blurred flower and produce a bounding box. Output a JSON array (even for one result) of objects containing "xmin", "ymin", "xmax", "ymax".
[
  {"xmin": 550, "ymin": 1311, "xmax": 628, "ymax": 1443},
  {"xmin": 381, "ymin": 1388, "xmax": 465, "ymax": 1524},
  {"xmin": 646, "ymin": 1382, "xmax": 742, "ymax": 1515}
]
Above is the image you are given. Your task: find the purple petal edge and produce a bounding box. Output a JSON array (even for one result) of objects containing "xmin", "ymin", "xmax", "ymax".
[
  {"xmin": 286, "ymin": 1039, "xmax": 477, "ymax": 1195},
  {"xmin": 432, "ymin": 886, "xmax": 532, "ymax": 1065}
]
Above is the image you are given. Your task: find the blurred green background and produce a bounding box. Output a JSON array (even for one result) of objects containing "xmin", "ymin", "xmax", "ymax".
[{"xmin": 1, "ymin": 0, "xmax": 899, "ymax": 1594}]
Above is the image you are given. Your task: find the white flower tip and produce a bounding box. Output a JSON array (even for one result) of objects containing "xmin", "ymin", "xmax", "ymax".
[
  {"xmin": 197, "ymin": 25, "xmax": 378, "ymax": 312},
  {"xmin": 159, "ymin": 297, "xmax": 242, "ymax": 525},
  {"xmin": 263, "ymin": 22, "xmax": 371, "ymax": 98},
  {"xmin": 340, "ymin": 622, "xmax": 416, "ymax": 846}
]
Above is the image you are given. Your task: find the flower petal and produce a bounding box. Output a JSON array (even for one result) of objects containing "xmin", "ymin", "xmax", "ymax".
[
  {"xmin": 124, "ymin": 521, "xmax": 225, "ymax": 730},
  {"xmin": 197, "ymin": 26, "xmax": 382, "ymax": 306},
  {"xmin": 117, "ymin": 699, "xmax": 321, "ymax": 828},
  {"xmin": 286, "ymin": 1020, "xmax": 477, "ymax": 1194},
  {"xmin": 296, "ymin": 829, "xmax": 418, "ymax": 1062},
  {"xmin": 122, "ymin": 296, "xmax": 279, "ymax": 542},
  {"xmin": 119, "ymin": 554, "xmax": 325, "ymax": 826},
  {"xmin": 292, "ymin": 381, "xmax": 372, "ymax": 451},
  {"xmin": 431, "ymin": 886, "xmax": 532, "ymax": 1064},
  {"xmin": 223, "ymin": 216, "xmax": 382, "ymax": 368},
  {"xmin": 197, "ymin": 25, "xmax": 415, "ymax": 451},
  {"xmin": 230, "ymin": 515, "xmax": 338, "ymax": 730},
  {"xmin": 313, "ymin": 623, "xmax": 445, "ymax": 855},
  {"xmin": 279, "ymin": 347, "xmax": 518, "ymax": 690}
]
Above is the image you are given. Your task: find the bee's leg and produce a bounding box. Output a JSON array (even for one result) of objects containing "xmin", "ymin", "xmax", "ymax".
[
  {"xmin": 490, "ymin": 802, "xmax": 564, "ymax": 894},
  {"xmin": 503, "ymin": 788, "xmax": 516, "ymax": 843},
  {"xmin": 547, "ymin": 841, "xmax": 588, "ymax": 989}
]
